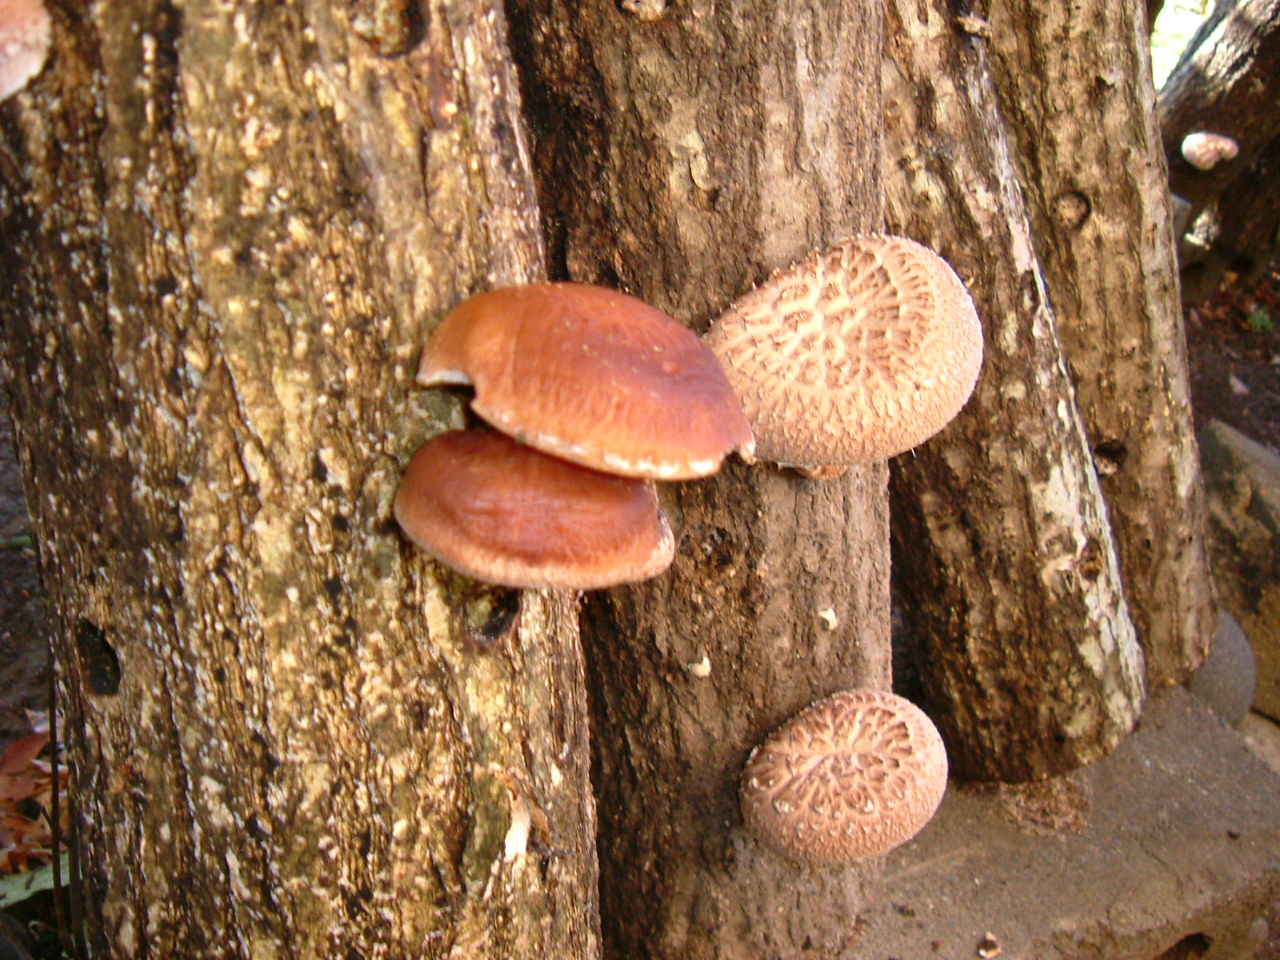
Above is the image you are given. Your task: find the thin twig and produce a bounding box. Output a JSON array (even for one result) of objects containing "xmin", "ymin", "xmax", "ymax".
[
  {"xmin": 48, "ymin": 646, "xmax": 70, "ymax": 957},
  {"xmin": 68, "ymin": 751, "xmax": 88, "ymax": 960}
]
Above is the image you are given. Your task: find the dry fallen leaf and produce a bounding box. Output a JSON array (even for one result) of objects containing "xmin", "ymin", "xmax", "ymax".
[{"xmin": 0, "ymin": 713, "xmax": 68, "ymax": 874}]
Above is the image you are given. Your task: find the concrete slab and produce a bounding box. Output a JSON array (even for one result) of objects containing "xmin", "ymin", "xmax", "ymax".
[
  {"xmin": 1199, "ymin": 420, "xmax": 1280, "ymax": 721},
  {"xmin": 852, "ymin": 689, "xmax": 1280, "ymax": 960}
]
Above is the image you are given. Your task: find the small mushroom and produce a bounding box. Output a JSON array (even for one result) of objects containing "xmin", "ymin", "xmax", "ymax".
[
  {"xmin": 419, "ymin": 283, "xmax": 754, "ymax": 480},
  {"xmin": 705, "ymin": 236, "xmax": 983, "ymax": 472},
  {"xmin": 1181, "ymin": 132, "xmax": 1240, "ymax": 171},
  {"xmin": 394, "ymin": 429, "xmax": 675, "ymax": 590},
  {"xmin": 0, "ymin": 0, "xmax": 50, "ymax": 102},
  {"xmin": 740, "ymin": 688, "xmax": 947, "ymax": 863}
]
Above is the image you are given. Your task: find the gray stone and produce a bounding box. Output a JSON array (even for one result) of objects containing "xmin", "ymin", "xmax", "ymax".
[
  {"xmin": 851, "ymin": 689, "xmax": 1280, "ymax": 960},
  {"xmin": 1189, "ymin": 610, "xmax": 1258, "ymax": 725},
  {"xmin": 1198, "ymin": 419, "xmax": 1280, "ymax": 722}
]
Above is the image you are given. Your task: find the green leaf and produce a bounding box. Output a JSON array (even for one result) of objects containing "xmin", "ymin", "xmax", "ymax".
[
  {"xmin": 0, "ymin": 853, "xmax": 70, "ymax": 908},
  {"xmin": 1247, "ymin": 308, "xmax": 1276, "ymax": 334}
]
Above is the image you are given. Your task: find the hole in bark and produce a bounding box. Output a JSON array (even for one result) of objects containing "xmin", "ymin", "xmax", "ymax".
[
  {"xmin": 351, "ymin": 0, "xmax": 424, "ymax": 57},
  {"xmin": 1078, "ymin": 536, "xmax": 1104, "ymax": 582},
  {"xmin": 456, "ymin": 587, "xmax": 521, "ymax": 650},
  {"xmin": 252, "ymin": 731, "xmax": 281, "ymax": 773},
  {"xmin": 75, "ymin": 618, "xmax": 121, "ymax": 696},
  {"xmin": 166, "ymin": 365, "xmax": 184, "ymax": 394},
  {"xmin": 1018, "ymin": 270, "xmax": 1041, "ymax": 315},
  {"xmin": 1052, "ymin": 190, "xmax": 1091, "ymax": 230},
  {"xmin": 1092, "ymin": 438, "xmax": 1127, "ymax": 475},
  {"xmin": 1157, "ymin": 932, "xmax": 1212, "ymax": 959},
  {"xmin": 689, "ymin": 524, "xmax": 737, "ymax": 572}
]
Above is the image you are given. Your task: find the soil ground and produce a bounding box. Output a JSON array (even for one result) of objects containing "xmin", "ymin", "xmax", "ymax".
[
  {"xmin": 1186, "ymin": 260, "xmax": 1280, "ymax": 452},
  {"xmin": 1184, "ymin": 260, "xmax": 1280, "ymax": 960},
  {"xmin": 0, "ymin": 417, "xmax": 47, "ymax": 743}
]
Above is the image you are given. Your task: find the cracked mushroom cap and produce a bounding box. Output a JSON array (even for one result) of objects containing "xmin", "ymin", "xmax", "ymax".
[
  {"xmin": 740, "ymin": 689, "xmax": 947, "ymax": 863},
  {"xmin": 418, "ymin": 283, "xmax": 754, "ymax": 480},
  {"xmin": 394, "ymin": 429, "xmax": 675, "ymax": 590},
  {"xmin": 0, "ymin": 0, "xmax": 51, "ymax": 102},
  {"xmin": 705, "ymin": 236, "xmax": 982, "ymax": 468}
]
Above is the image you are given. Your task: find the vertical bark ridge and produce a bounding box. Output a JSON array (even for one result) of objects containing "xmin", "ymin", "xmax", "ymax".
[
  {"xmin": 882, "ymin": 0, "xmax": 1146, "ymax": 781},
  {"xmin": 0, "ymin": 1, "xmax": 599, "ymax": 956},
  {"xmin": 508, "ymin": 1, "xmax": 887, "ymax": 956},
  {"xmin": 987, "ymin": 0, "xmax": 1214, "ymax": 686}
]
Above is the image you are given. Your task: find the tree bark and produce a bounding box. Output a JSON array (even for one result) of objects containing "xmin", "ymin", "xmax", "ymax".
[
  {"xmin": 1159, "ymin": 0, "xmax": 1280, "ymax": 302},
  {"xmin": 882, "ymin": 0, "xmax": 1147, "ymax": 781},
  {"xmin": 987, "ymin": 0, "xmax": 1215, "ymax": 687},
  {"xmin": 1148, "ymin": 0, "xmax": 1165, "ymax": 35},
  {"xmin": 1159, "ymin": 0, "xmax": 1280, "ymax": 215},
  {"xmin": 507, "ymin": 2, "xmax": 887, "ymax": 957},
  {"xmin": 0, "ymin": 2, "xmax": 600, "ymax": 957},
  {"xmin": 1178, "ymin": 131, "xmax": 1280, "ymax": 305}
]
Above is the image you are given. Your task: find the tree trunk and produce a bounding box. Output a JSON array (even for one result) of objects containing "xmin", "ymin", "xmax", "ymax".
[
  {"xmin": 1148, "ymin": 0, "xmax": 1165, "ymax": 35},
  {"xmin": 507, "ymin": 2, "xmax": 887, "ymax": 957},
  {"xmin": 1159, "ymin": 0, "xmax": 1280, "ymax": 302},
  {"xmin": 1159, "ymin": 0, "xmax": 1280, "ymax": 215},
  {"xmin": 1178, "ymin": 131, "xmax": 1280, "ymax": 305},
  {"xmin": 987, "ymin": 0, "xmax": 1215, "ymax": 687},
  {"xmin": 882, "ymin": 0, "xmax": 1147, "ymax": 781},
  {"xmin": 0, "ymin": 2, "xmax": 600, "ymax": 957}
]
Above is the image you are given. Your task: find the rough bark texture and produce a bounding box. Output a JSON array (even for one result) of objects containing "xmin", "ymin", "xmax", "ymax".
[
  {"xmin": 1159, "ymin": 0, "xmax": 1280, "ymax": 303},
  {"xmin": 1159, "ymin": 0, "xmax": 1280, "ymax": 214},
  {"xmin": 0, "ymin": 2, "xmax": 600, "ymax": 957},
  {"xmin": 507, "ymin": 2, "xmax": 887, "ymax": 957},
  {"xmin": 1178, "ymin": 131, "xmax": 1280, "ymax": 305},
  {"xmin": 882, "ymin": 0, "xmax": 1146, "ymax": 781},
  {"xmin": 987, "ymin": 0, "xmax": 1215, "ymax": 687}
]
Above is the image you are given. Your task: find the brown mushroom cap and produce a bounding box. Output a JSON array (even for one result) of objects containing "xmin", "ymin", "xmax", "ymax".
[
  {"xmin": 0, "ymin": 0, "xmax": 51, "ymax": 102},
  {"xmin": 740, "ymin": 689, "xmax": 948, "ymax": 863},
  {"xmin": 394, "ymin": 429, "xmax": 675, "ymax": 590},
  {"xmin": 705, "ymin": 236, "xmax": 983, "ymax": 468},
  {"xmin": 418, "ymin": 283, "xmax": 754, "ymax": 480}
]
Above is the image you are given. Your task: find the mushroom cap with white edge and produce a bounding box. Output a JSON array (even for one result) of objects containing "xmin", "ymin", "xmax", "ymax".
[
  {"xmin": 394, "ymin": 429, "xmax": 675, "ymax": 590},
  {"xmin": 0, "ymin": 0, "xmax": 51, "ymax": 102},
  {"xmin": 705, "ymin": 236, "xmax": 983, "ymax": 469},
  {"xmin": 740, "ymin": 688, "xmax": 948, "ymax": 863},
  {"xmin": 418, "ymin": 283, "xmax": 755, "ymax": 480}
]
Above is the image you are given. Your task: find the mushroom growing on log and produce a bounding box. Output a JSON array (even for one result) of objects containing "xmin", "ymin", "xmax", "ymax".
[
  {"xmin": 394, "ymin": 429, "xmax": 675, "ymax": 590},
  {"xmin": 706, "ymin": 236, "xmax": 983, "ymax": 476},
  {"xmin": 1180, "ymin": 131, "xmax": 1240, "ymax": 171},
  {"xmin": 0, "ymin": 0, "xmax": 50, "ymax": 101},
  {"xmin": 419, "ymin": 283, "xmax": 754, "ymax": 480},
  {"xmin": 740, "ymin": 689, "xmax": 947, "ymax": 863}
]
